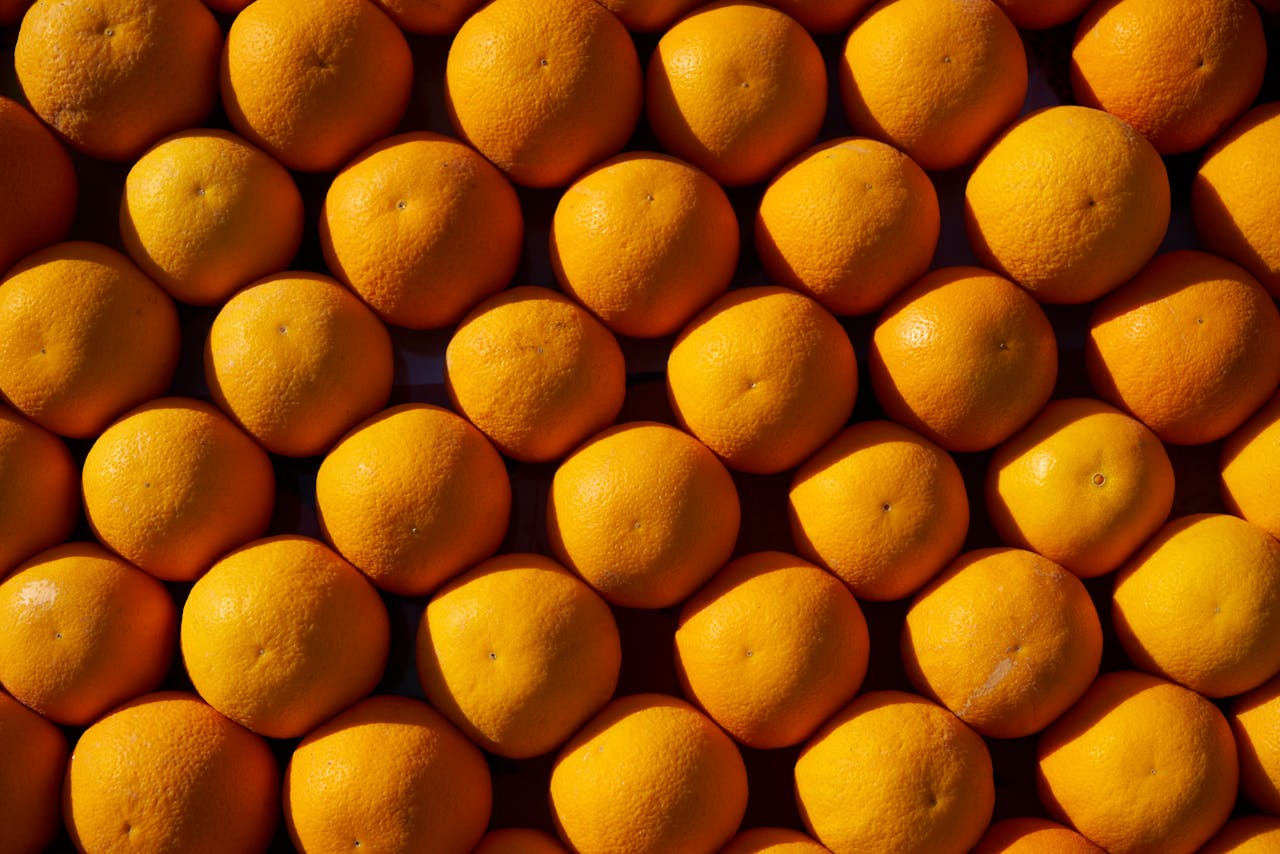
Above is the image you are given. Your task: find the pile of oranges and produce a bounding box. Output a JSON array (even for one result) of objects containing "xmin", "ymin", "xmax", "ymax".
[{"xmin": 2, "ymin": 0, "xmax": 1280, "ymax": 851}]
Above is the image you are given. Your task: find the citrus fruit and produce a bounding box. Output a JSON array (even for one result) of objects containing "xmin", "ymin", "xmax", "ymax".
[
  {"xmin": 0, "ymin": 689, "xmax": 67, "ymax": 854},
  {"xmin": 1086, "ymin": 250, "xmax": 1280, "ymax": 445},
  {"xmin": 1223, "ymin": 391, "xmax": 1280, "ymax": 542},
  {"xmin": 869, "ymin": 266, "xmax": 1058, "ymax": 452},
  {"xmin": 965, "ymin": 105, "xmax": 1170, "ymax": 303},
  {"xmin": 972, "ymin": 817, "xmax": 1105, "ymax": 853},
  {"xmin": 594, "ymin": 0, "xmax": 704, "ymax": 31},
  {"xmin": 321, "ymin": 131, "xmax": 524, "ymax": 330},
  {"xmin": 756, "ymin": 137, "xmax": 941, "ymax": 316},
  {"xmin": 180, "ymin": 535, "xmax": 390, "ymax": 739},
  {"xmin": 667, "ymin": 285, "xmax": 857, "ymax": 474},
  {"xmin": 316, "ymin": 403, "xmax": 512, "ymax": 597},
  {"xmin": 721, "ymin": 827, "xmax": 831, "ymax": 853},
  {"xmin": 1232, "ymin": 673, "xmax": 1280, "ymax": 814},
  {"xmin": 1200, "ymin": 816, "xmax": 1280, "ymax": 854},
  {"xmin": 646, "ymin": 0, "xmax": 827, "ymax": 186},
  {"xmin": 550, "ymin": 151, "xmax": 738, "ymax": 338},
  {"xmin": 0, "ymin": 404, "xmax": 78, "ymax": 574},
  {"xmin": 991, "ymin": 0, "xmax": 1091, "ymax": 28},
  {"xmin": 120, "ymin": 129, "xmax": 304, "ymax": 306},
  {"xmin": 474, "ymin": 828, "xmax": 569, "ymax": 854},
  {"xmin": 284, "ymin": 695, "xmax": 492, "ymax": 854},
  {"xmin": 417, "ymin": 553, "xmax": 621, "ymax": 758},
  {"xmin": 549, "ymin": 693, "xmax": 748, "ymax": 854},
  {"xmin": 547, "ymin": 421, "xmax": 740, "ymax": 609},
  {"xmin": 372, "ymin": 0, "xmax": 484, "ymax": 32},
  {"xmin": 761, "ymin": 0, "xmax": 875, "ymax": 32},
  {"xmin": 0, "ymin": 96, "xmax": 76, "ymax": 277}
]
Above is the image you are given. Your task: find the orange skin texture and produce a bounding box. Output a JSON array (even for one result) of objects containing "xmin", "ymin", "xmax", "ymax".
[
  {"xmin": 1036, "ymin": 671, "xmax": 1238, "ymax": 854},
  {"xmin": 284, "ymin": 695, "xmax": 492, "ymax": 854},
  {"xmin": 0, "ymin": 97, "xmax": 76, "ymax": 277},
  {"xmin": 720, "ymin": 827, "xmax": 832, "ymax": 853},
  {"xmin": 1199, "ymin": 816, "xmax": 1280, "ymax": 854},
  {"xmin": 82, "ymin": 397, "xmax": 276, "ymax": 582},
  {"xmin": 63, "ymin": 692, "xmax": 279, "ymax": 854},
  {"xmin": 0, "ymin": 404, "xmax": 78, "ymax": 574},
  {"xmin": 372, "ymin": 0, "xmax": 485, "ymax": 33},
  {"xmin": 445, "ymin": 0, "xmax": 641, "ymax": 188},
  {"xmin": 646, "ymin": 1, "xmax": 827, "ymax": 187},
  {"xmin": 1222, "ymin": 391, "xmax": 1280, "ymax": 540},
  {"xmin": 474, "ymin": 828, "xmax": 569, "ymax": 854},
  {"xmin": 972, "ymin": 817, "xmax": 1105, "ymax": 853},
  {"xmin": 1086, "ymin": 250, "xmax": 1280, "ymax": 445},
  {"xmin": 0, "ymin": 241, "xmax": 180, "ymax": 439},
  {"xmin": 992, "ymin": 0, "xmax": 1091, "ymax": 28},
  {"xmin": 1232, "ymin": 674, "xmax": 1280, "ymax": 814},
  {"xmin": 0, "ymin": 690, "xmax": 67, "ymax": 854},
  {"xmin": 596, "ymin": 0, "xmax": 705, "ymax": 31},
  {"xmin": 1071, "ymin": 0, "xmax": 1267, "ymax": 155},
  {"xmin": 221, "ymin": 0, "xmax": 413, "ymax": 173},
  {"xmin": 0, "ymin": 542, "xmax": 176, "ymax": 726}
]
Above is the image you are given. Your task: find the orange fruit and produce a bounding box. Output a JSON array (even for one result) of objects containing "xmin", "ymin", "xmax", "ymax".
[
  {"xmin": 991, "ymin": 0, "xmax": 1091, "ymax": 28},
  {"xmin": 0, "ymin": 689, "xmax": 67, "ymax": 854},
  {"xmin": 1232, "ymin": 673, "xmax": 1280, "ymax": 814},
  {"xmin": 972, "ymin": 817, "xmax": 1105, "ymax": 853},
  {"xmin": 445, "ymin": 286, "xmax": 626, "ymax": 463},
  {"xmin": 675, "ymin": 551, "xmax": 869, "ymax": 749},
  {"xmin": 371, "ymin": 0, "xmax": 484, "ymax": 33},
  {"xmin": 1200, "ymin": 816, "xmax": 1280, "ymax": 854},
  {"xmin": 180, "ymin": 535, "xmax": 390, "ymax": 739},
  {"xmin": 986, "ymin": 398, "xmax": 1175, "ymax": 579},
  {"xmin": 221, "ymin": 0, "xmax": 413, "ymax": 172},
  {"xmin": 547, "ymin": 421, "xmax": 740, "ymax": 609},
  {"xmin": 321, "ymin": 131, "xmax": 524, "ymax": 330},
  {"xmin": 0, "ymin": 241, "xmax": 180, "ymax": 439},
  {"xmin": 760, "ymin": 0, "xmax": 876, "ymax": 32},
  {"xmin": 755, "ymin": 137, "xmax": 941, "ymax": 317},
  {"xmin": 667, "ymin": 286, "xmax": 857, "ymax": 474},
  {"xmin": 594, "ymin": 0, "xmax": 703, "ymax": 31},
  {"xmin": 0, "ymin": 404, "xmax": 78, "ymax": 574},
  {"xmin": 1036, "ymin": 671, "xmax": 1238, "ymax": 854},
  {"xmin": 647, "ymin": 1, "xmax": 827, "ymax": 187},
  {"xmin": 795, "ymin": 690, "xmax": 995, "ymax": 854},
  {"xmin": 0, "ymin": 542, "xmax": 176, "ymax": 726},
  {"xmin": 82, "ymin": 397, "xmax": 276, "ymax": 582},
  {"xmin": 445, "ymin": 0, "xmax": 642, "ymax": 187},
  {"xmin": 205, "ymin": 271, "xmax": 394, "ymax": 458},
  {"xmin": 14, "ymin": 0, "xmax": 221, "ymax": 161},
  {"xmin": 869, "ymin": 266, "xmax": 1058, "ymax": 452},
  {"xmin": 965, "ymin": 105, "xmax": 1170, "ymax": 303},
  {"xmin": 1113, "ymin": 513, "xmax": 1280, "ymax": 698},
  {"xmin": 64, "ymin": 691, "xmax": 279, "ymax": 854},
  {"xmin": 417, "ymin": 553, "xmax": 621, "ymax": 758},
  {"xmin": 284, "ymin": 695, "xmax": 492, "ymax": 854},
  {"xmin": 1071, "ymin": 0, "xmax": 1266, "ymax": 154},
  {"xmin": 1223, "ymin": 391, "xmax": 1280, "ymax": 541},
  {"xmin": 789, "ymin": 420, "xmax": 968, "ymax": 602},
  {"xmin": 840, "ymin": 0, "xmax": 1026, "ymax": 171},
  {"xmin": 549, "ymin": 152, "xmax": 738, "ymax": 338},
  {"xmin": 549, "ymin": 693, "xmax": 748, "ymax": 854},
  {"xmin": 1086, "ymin": 250, "xmax": 1280, "ymax": 445},
  {"xmin": 1193, "ymin": 102, "xmax": 1280, "ymax": 296},
  {"xmin": 902, "ymin": 547, "xmax": 1103, "ymax": 738},
  {"xmin": 0, "ymin": 96, "xmax": 76, "ymax": 277},
  {"xmin": 721, "ymin": 827, "xmax": 831, "ymax": 853},
  {"xmin": 474, "ymin": 828, "xmax": 570, "ymax": 854},
  {"xmin": 316, "ymin": 403, "xmax": 512, "ymax": 597},
  {"xmin": 120, "ymin": 129, "xmax": 304, "ymax": 306}
]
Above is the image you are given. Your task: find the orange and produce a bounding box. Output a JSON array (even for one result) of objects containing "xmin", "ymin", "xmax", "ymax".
[
  {"xmin": 1232, "ymin": 673, "xmax": 1280, "ymax": 814},
  {"xmin": 205, "ymin": 271, "xmax": 394, "ymax": 457},
  {"xmin": 321, "ymin": 131, "xmax": 524, "ymax": 330},
  {"xmin": 0, "ymin": 241, "xmax": 180, "ymax": 439},
  {"xmin": 316, "ymin": 403, "xmax": 511, "ymax": 597},
  {"xmin": 180, "ymin": 535, "xmax": 390, "ymax": 739},
  {"xmin": 82, "ymin": 397, "xmax": 276, "ymax": 582},
  {"xmin": 120, "ymin": 129, "xmax": 304, "ymax": 306},
  {"xmin": 869, "ymin": 266, "xmax": 1058, "ymax": 452},
  {"xmin": 902, "ymin": 547, "xmax": 1103, "ymax": 738},
  {"xmin": 1223, "ymin": 392, "xmax": 1280, "ymax": 540},
  {"xmin": 760, "ymin": 0, "xmax": 876, "ymax": 32},
  {"xmin": 1113, "ymin": 513, "xmax": 1280, "ymax": 698},
  {"xmin": 547, "ymin": 421, "xmax": 740, "ymax": 609},
  {"xmin": 0, "ymin": 404, "xmax": 78, "ymax": 574},
  {"xmin": 972, "ymin": 818, "xmax": 1105, "ymax": 853},
  {"xmin": 1086, "ymin": 250, "xmax": 1280, "ymax": 445},
  {"xmin": 789, "ymin": 420, "xmax": 968, "ymax": 602},
  {"xmin": 1071, "ymin": 0, "xmax": 1266, "ymax": 155},
  {"xmin": 840, "ymin": 0, "xmax": 1026, "ymax": 172},
  {"xmin": 549, "ymin": 693, "xmax": 748, "ymax": 854},
  {"xmin": 0, "ymin": 542, "xmax": 175, "ymax": 726},
  {"xmin": 1200, "ymin": 816, "xmax": 1280, "ymax": 854},
  {"xmin": 721, "ymin": 827, "xmax": 831, "ymax": 853},
  {"xmin": 221, "ymin": 0, "xmax": 413, "ymax": 172},
  {"xmin": 0, "ymin": 96, "xmax": 76, "ymax": 277},
  {"xmin": 1193, "ymin": 102, "xmax": 1280, "ymax": 296},
  {"xmin": 445, "ymin": 0, "xmax": 642, "ymax": 187},
  {"xmin": 1036, "ymin": 671, "xmax": 1238, "ymax": 854},
  {"xmin": 647, "ymin": 1, "xmax": 827, "ymax": 187},
  {"xmin": 284, "ymin": 695, "xmax": 492, "ymax": 854},
  {"xmin": 755, "ymin": 137, "xmax": 941, "ymax": 317},
  {"xmin": 64, "ymin": 691, "xmax": 279, "ymax": 854},
  {"xmin": 667, "ymin": 286, "xmax": 857, "ymax": 474},
  {"xmin": 372, "ymin": 0, "xmax": 485, "ymax": 33},
  {"xmin": 991, "ymin": 0, "xmax": 1091, "ymax": 28},
  {"xmin": 675, "ymin": 551, "xmax": 869, "ymax": 749},
  {"xmin": 474, "ymin": 828, "xmax": 570, "ymax": 853},
  {"xmin": 986, "ymin": 398, "xmax": 1175, "ymax": 579},
  {"xmin": 795, "ymin": 690, "xmax": 994, "ymax": 854},
  {"xmin": 417, "ymin": 553, "xmax": 621, "ymax": 758},
  {"xmin": 965, "ymin": 106, "xmax": 1170, "ymax": 304},
  {"xmin": 594, "ymin": 0, "xmax": 703, "ymax": 31},
  {"xmin": 0, "ymin": 690, "xmax": 67, "ymax": 854},
  {"xmin": 445, "ymin": 286, "xmax": 626, "ymax": 463},
  {"xmin": 550, "ymin": 152, "xmax": 738, "ymax": 338}
]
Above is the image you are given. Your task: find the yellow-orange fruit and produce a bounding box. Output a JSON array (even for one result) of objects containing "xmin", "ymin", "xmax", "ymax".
[
  {"xmin": 594, "ymin": 0, "xmax": 704, "ymax": 31},
  {"xmin": 1223, "ymin": 392, "xmax": 1280, "ymax": 541},
  {"xmin": 474, "ymin": 829, "xmax": 569, "ymax": 854},
  {"xmin": 0, "ymin": 96, "xmax": 76, "ymax": 277},
  {"xmin": 992, "ymin": 0, "xmax": 1091, "ymax": 28},
  {"xmin": 0, "ymin": 404, "xmax": 78, "ymax": 574},
  {"xmin": 720, "ymin": 827, "xmax": 832, "ymax": 853},
  {"xmin": 1200, "ymin": 816, "xmax": 1280, "ymax": 854},
  {"xmin": 0, "ymin": 690, "xmax": 68, "ymax": 854},
  {"xmin": 372, "ymin": 0, "xmax": 484, "ymax": 33},
  {"xmin": 972, "ymin": 818, "xmax": 1105, "ymax": 853},
  {"xmin": 1232, "ymin": 673, "xmax": 1280, "ymax": 814}
]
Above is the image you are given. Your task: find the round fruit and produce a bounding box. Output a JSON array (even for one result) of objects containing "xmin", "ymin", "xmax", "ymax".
[
  {"xmin": 595, "ymin": 0, "xmax": 705, "ymax": 30},
  {"xmin": 760, "ymin": 0, "xmax": 875, "ymax": 32},
  {"xmin": 0, "ymin": 96, "xmax": 76, "ymax": 277},
  {"xmin": 0, "ymin": 690, "xmax": 67, "ymax": 854},
  {"xmin": 1223, "ymin": 393, "xmax": 1280, "ymax": 545},
  {"xmin": 474, "ymin": 828, "xmax": 569, "ymax": 853},
  {"xmin": 0, "ymin": 404, "xmax": 78, "ymax": 574},
  {"xmin": 1200, "ymin": 816, "xmax": 1280, "ymax": 854},
  {"xmin": 972, "ymin": 818, "xmax": 1105, "ymax": 853},
  {"xmin": 1232, "ymin": 674, "xmax": 1280, "ymax": 814},
  {"xmin": 721, "ymin": 827, "xmax": 831, "ymax": 853},
  {"xmin": 372, "ymin": 0, "xmax": 484, "ymax": 33},
  {"xmin": 991, "ymin": 0, "xmax": 1091, "ymax": 28}
]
